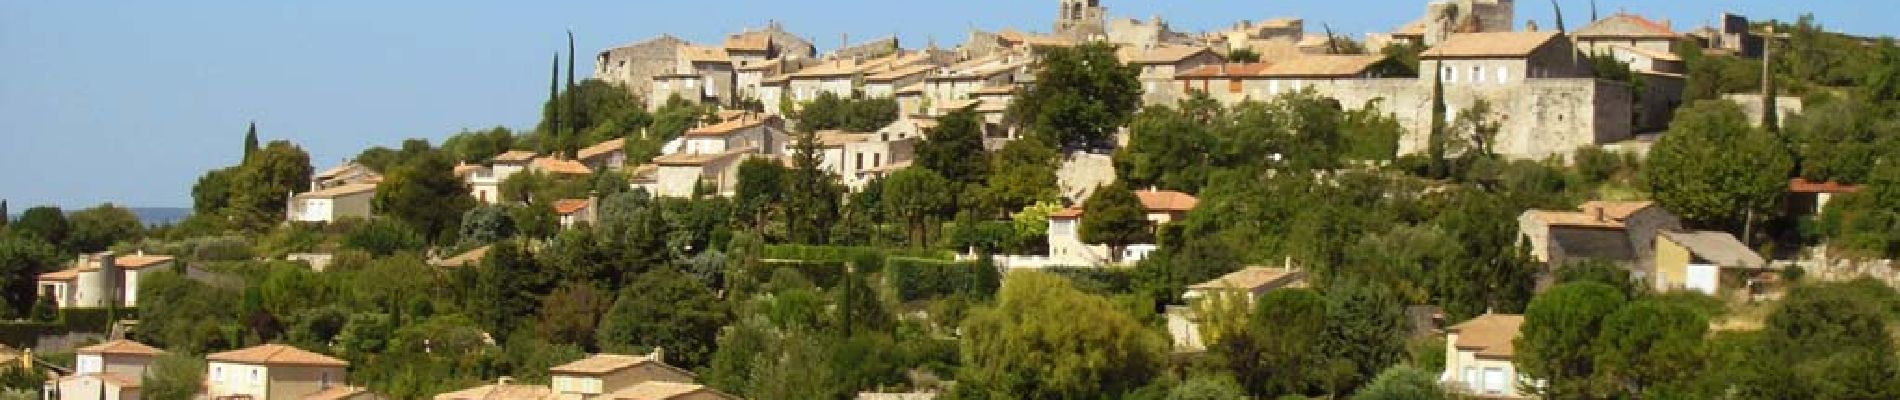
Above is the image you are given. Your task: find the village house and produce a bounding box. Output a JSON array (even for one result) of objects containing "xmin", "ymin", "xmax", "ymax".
[
  {"xmin": 458, "ymin": 150, "xmax": 537, "ymax": 204},
  {"xmin": 49, "ymin": 339, "xmax": 164, "ymax": 400},
  {"xmin": 1375, "ymin": 0, "xmax": 1516, "ymax": 48},
  {"xmin": 1572, "ymin": 12, "xmax": 1684, "ymax": 60},
  {"xmin": 554, "ymin": 198, "xmax": 598, "ymax": 229},
  {"xmin": 1573, "ymin": 12, "xmax": 1689, "ymax": 131},
  {"xmin": 791, "ymin": 130, "xmax": 918, "ymax": 191},
  {"xmin": 532, "ymin": 157, "xmax": 595, "ymax": 177},
  {"xmin": 596, "ymin": 35, "xmax": 692, "ymax": 100},
  {"xmin": 1174, "ymin": 54, "xmax": 1397, "ymax": 104},
  {"xmin": 310, "ymin": 162, "xmax": 381, "ymax": 191},
  {"xmin": 1786, "ymin": 178, "xmax": 1861, "ymax": 218},
  {"xmin": 648, "ymin": 114, "xmax": 783, "ymax": 198},
  {"xmin": 1166, "ymin": 266, "xmax": 1308, "ymax": 351},
  {"xmin": 1688, "ymin": 12, "xmax": 1765, "ymax": 58},
  {"xmin": 286, "ymin": 183, "xmax": 376, "ymax": 223},
  {"xmin": 37, "ymin": 252, "xmax": 174, "ymax": 309},
  {"xmin": 1413, "ymin": 30, "xmax": 1634, "ymax": 160},
  {"xmin": 1518, "ymin": 201, "xmax": 1682, "ymax": 284},
  {"xmin": 1046, "ymin": 189, "xmax": 1198, "ymax": 267},
  {"xmin": 1441, "ymin": 313, "xmax": 1534, "ymax": 398},
  {"xmin": 578, "ymin": 139, "xmax": 628, "ymax": 172},
  {"xmin": 1118, "ymin": 45, "xmax": 1222, "ymax": 106},
  {"xmin": 439, "ymin": 351, "xmax": 734, "ymax": 400},
  {"xmin": 205, "ymin": 344, "xmax": 351, "ymax": 400},
  {"xmin": 1653, "ymin": 230, "xmax": 1774, "ymax": 298}
]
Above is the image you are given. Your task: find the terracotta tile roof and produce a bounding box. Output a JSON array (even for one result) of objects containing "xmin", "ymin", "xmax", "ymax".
[
  {"xmin": 1420, "ymin": 31, "xmax": 1563, "ymax": 59},
  {"xmin": 531, "ymin": 158, "xmax": 593, "ymax": 175},
  {"xmin": 116, "ymin": 255, "xmax": 175, "ymax": 270},
  {"xmin": 1260, "ymin": 55, "xmax": 1388, "ymax": 77},
  {"xmin": 431, "ymin": 245, "xmax": 491, "ymax": 268},
  {"xmin": 629, "ymin": 164, "xmax": 660, "ymax": 182},
  {"xmin": 548, "ymin": 353, "xmax": 688, "ymax": 377},
  {"xmin": 38, "ymin": 267, "xmax": 82, "ymax": 281},
  {"xmin": 304, "ymin": 386, "xmax": 373, "ymax": 400},
  {"xmin": 1259, "ymin": 17, "xmax": 1301, "ymax": 29},
  {"xmin": 1578, "ymin": 201, "xmax": 1655, "ymax": 221},
  {"xmin": 435, "ymin": 383, "xmax": 553, "ymax": 400},
  {"xmin": 895, "ymin": 83, "xmax": 926, "ymax": 94},
  {"xmin": 1391, "ymin": 20, "xmax": 1427, "ymax": 36},
  {"xmin": 60, "ymin": 372, "xmax": 142, "ymax": 388},
  {"xmin": 578, "ymin": 139, "xmax": 626, "ymax": 160},
  {"xmin": 1118, "ymin": 46, "xmax": 1215, "ymax": 65},
  {"xmin": 603, "ymin": 381, "xmax": 736, "ymax": 400},
  {"xmin": 494, "ymin": 151, "xmax": 538, "ymax": 163},
  {"xmin": 1135, "ymin": 189, "xmax": 1199, "ymax": 211},
  {"xmin": 1188, "ymin": 267, "xmax": 1305, "ymax": 291},
  {"xmin": 1789, "ymin": 178, "xmax": 1862, "ymax": 194},
  {"xmin": 653, "ymin": 147, "xmax": 755, "ymax": 166},
  {"xmin": 861, "ymin": 159, "xmax": 913, "ymax": 174},
  {"xmin": 1176, "ymin": 62, "xmax": 1272, "ymax": 78},
  {"xmin": 723, "ymin": 33, "xmax": 771, "ymax": 52},
  {"xmin": 685, "ymin": 114, "xmax": 777, "ymax": 137},
  {"xmin": 1661, "ymin": 230, "xmax": 1768, "ymax": 269},
  {"xmin": 552, "ymin": 199, "xmax": 592, "ymax": 216},
  {"xmin": 207, "ymin": 344, "xmax": 348, "ymax": 367},
  {"xmin": 293, "ymin": 183, "xmax": 378, "ymax": 200},
  {"xmin": 1049, "ymin": 207, "xmax": 1084, "ymax": 219},
  {"xmin": 1449, "ymin": 313, "xmax": 1524, "ymax": 359},
  {"xmin": 970, "ymin": 85, "xmax": 1018, "ymax": 96},
  {"xmin": 1608, "ymin": 44, "xmax": 1682, "ymax": 62},
  {"xmin": 678, "ymin": 45, "xmax": 730, "ymax": 64},
  {"xmin": 814, "ymin": 131, "xmax": 877, "ymax": 147},
  {"xmin": 77, "ymin": 339, "xmax": 164, "ymax": 356},
  {"xmin": 1526, "ymin": 201, "xmax": 1657, "ymax": 229},
  {"xmin": 314, "ymin": 163, "xmax": 368, "ymax": 180},
  {"xmin": 867, "ymin": 63, "xmax": 938, "ymax": 82},
  {"xmin": 1575, "ymin": 13, "xmax": 1680, "ymax": 39},
  {"xmin": 453, "ymin": 163, "xmax": 483, "ymax": 177}
]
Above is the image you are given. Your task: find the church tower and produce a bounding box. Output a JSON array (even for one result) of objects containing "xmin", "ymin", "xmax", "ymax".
[{"xmin": 1054, "ymin": 0, "xmax": 1106, "ymax": 41}]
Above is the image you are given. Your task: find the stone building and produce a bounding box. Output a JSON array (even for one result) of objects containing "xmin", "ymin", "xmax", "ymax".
[
  {"xmin": 1107, "ymin": 15, "xmax": 1196, "ymax": 49},
  {"xmin": 1688, "ymin": 12, "xmax": 1764, "ymax": 58},
  {"xmin": 1378, "ymin": 0, "xmax": 1516, "ymax": 48},
  {"xmin": 648, "ymin": 45, "xmax": 737, "ymax": 109},
  {"xmin": 1053, "ymin": 0, "xmax": 1107, "ymax": 41},
  {"xmin": 1118, "ymin": 45, "xmax": 1222, "ymax": 106},
  {"xmin": 594, "ymin": 35, "xmax": 690, "ymax": 99}
]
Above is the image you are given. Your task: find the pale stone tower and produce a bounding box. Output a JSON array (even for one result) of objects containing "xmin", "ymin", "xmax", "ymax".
[{"xmin": 1055, "ymin": 0, "xmax": 1107, "ymax": 41}]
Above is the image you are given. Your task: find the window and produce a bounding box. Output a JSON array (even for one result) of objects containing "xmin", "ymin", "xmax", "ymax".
[
  {"xmin": 1228, "ymin": 79, "xmax": 1243, "ymax": 94},
  {"xmin": 1442, "ymin": 66, "xmax": 1456, "ymax": 82},
  {"xmin": 855, "ymin": 153, "xmax": 864, "ymax": 170},
  {"xmin": 1482, "ymin": 368, "xmax": 1508, "ymax": 394},
  {"xmin": 1497, "ymin": 66, "xmax": 1509, "ymax": 84},
  {"xmin": 873, "ymin": 153, "xmax": 882, "ymax": 167},
  {"xmin": 1463, "ymin": 367, "xmax": 1478, "ymax": 391},
  {"xmin": 1181, "ymin": 80, "xmax": 1192, "ymax": 93},
  {"xmin": 1471, "ymin": 66, "xmax": 1482, "ymax": 83}
]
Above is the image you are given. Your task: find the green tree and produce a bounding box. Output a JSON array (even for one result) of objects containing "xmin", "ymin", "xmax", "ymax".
[
  {"xmin": 1168, "ymin": 374, "xmax": 1247, "ymax": 400},
  {"xmin": 782, "ymin": 131, "xmax": 844, "ymax": 244},
  {"xmin": 440, "ymin": 127, "xmax": 518, "ymax": 164},
  {"xmin": 229, "ymin": 140, "xmax": 313, "ymax": 227},
  {"xmin": 11, "ymin": 206, "xmax": 69, "ymax": 248},
  {"xmin": 597, "ymin": 266, "xmax": 728, "ymax": 369},
  {"xmin": 1320, "ymin": 280, "xmax": 1411, "ymax": 395},
  {"xmin": 66, "ymin": 203, "xmax": 143, "ymax": 252},
  {"xmin": 0, "ymin": 234, "xmax": 59, "ymax": 316},
  {"xmin": 880, "ymin": 168, "xmax": 954, "ymax": 247},
  {"xmin": 341, "ymin": 218, "xmax": 425, "ymax": 257},
  {"xmin": 373, "ymin": 151, "xmax": 476, "ymax": 242},
  {"xmin": 1010, "ymin": 42, "xmax": 1142, "ymax": 150},
  {"xmin": 1118, "ymin": 102, "xmax": 1217, "ymax": 192},
  {"xmin": 982, "ymin": 138, "xmax": 1062, "ymax": 217},
  {"xmin": 1350, "ymin": 365, "xmax": 1448, "ymax": 400},
  {"xmin": 1644, "ymin": 100, "xmax": 1794, "ymax": 232},
  {"xmin": 456, "ymin": 205, "xmax": 517, "ymax": 248},
  {"xmin": 0, "ymin": 200, "xmax": 8, "ymax": 228},
  {"xmin": 243, "ymin": 121, "xmax": 260, "ymax": 160},
  {"xmin": 734, "ymin": 157, "xmax": 786, "ymax": 227},
  {"xmin": 1738, "ymin": 279, "xmax": 1900, "ymax": 399},
  {"xmin": 470, "ymin": 241, "xmax": 547, "ymax": 338},
  {"xmin": 1237, "ymin": 288, "xmax": 1328, "ymax": 395},
  {"xmin": 1226, "ymin": 48, "xmax": 1261, "ymax": 63},
  {"xmin": 955, "ymin": 271, "xmax": 1164, "ymax": 399},
  {"xmin": 536, "ymin": 282, "xmax": 610, "ymax": 350},
  {"xmin": 916, "ymin": 106, "xmax": 991, "ymax": 185},
  {"xmin": 143, "ymin": 352, "xmax": 208, "ymax": 400},
  {"xmin": 1515, "ymin": 281, "xmax": 1628, "ymax": 398},
  {"xmin": 1079, "ymin": 182, "xmax": 1154, "ymax": 263},
  {"xmin": 1592, "ymin": 300, "xmax": 1709, "ymax": 397}
]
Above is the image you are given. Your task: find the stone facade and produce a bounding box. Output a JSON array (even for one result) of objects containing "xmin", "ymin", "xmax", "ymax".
[
  {"xmin": 1053, "ymin": 0, "xmax": 1107, "ymax": 41},
  {"xmin": 594, "ymin": 35, "xmax": 690, "ymax": 100},
  {"xmin": 1107, "ymin": 16, "xmax": 1195, "ymax": 49}
]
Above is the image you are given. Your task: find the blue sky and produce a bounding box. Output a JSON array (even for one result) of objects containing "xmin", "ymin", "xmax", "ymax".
[{"xmin": 1, "ymin": 1, "xmax": 1891, "ymax": 209}]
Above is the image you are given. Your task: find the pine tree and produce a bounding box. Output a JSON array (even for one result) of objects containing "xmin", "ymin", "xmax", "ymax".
[{"xmin": 243, "ymin": 122, "xmax": 260, "ymax": 161}]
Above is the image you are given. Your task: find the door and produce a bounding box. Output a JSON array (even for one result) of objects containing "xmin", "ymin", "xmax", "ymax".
[{"xmin": 1686, "ymin": 264, "xmax": 1719, "ymax": 295}]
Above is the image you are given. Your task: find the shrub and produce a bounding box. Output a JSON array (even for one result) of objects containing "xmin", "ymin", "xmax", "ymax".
[{"xmin": 886, "ymin": 258, "xmax": 997, "ymax": 301}]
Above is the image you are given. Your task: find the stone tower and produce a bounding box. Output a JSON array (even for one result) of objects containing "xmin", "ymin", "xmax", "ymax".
[
  {"xmin": 1055, "ymin": 0, "xmax": 1107, "ymax": 41},
  {"xmin": 1422, "ymin": 0, "xmax": 1516, "ymax": 45}
]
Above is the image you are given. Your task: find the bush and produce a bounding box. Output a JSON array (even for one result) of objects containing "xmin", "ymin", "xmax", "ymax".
[
  {"xmin": 60, "ymin": 307, "xmax": 131, "ymax": 333},
  {"xmin": 0, "ymin": 322, "xmax": 58, "ymax": 348},
  {"xmin": 761, "ymin": 260, "xmax": 846, "ymax": 289},
  {"xmin": 1042, "ymin": 267, "xmax": 1138, "ymax": 295},
  {"xmin": 886, "ymin": 257, "xmax": 998, "ymax": 301}
]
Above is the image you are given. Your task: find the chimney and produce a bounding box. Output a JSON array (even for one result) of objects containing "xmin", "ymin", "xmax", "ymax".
[
  {"xmin": 1526, "ymin": 20, "xmax": 1540, "ymax": 32},
  {"xmin": 650, "ymin": 347, "xmax": 666, "ymax": 362}
]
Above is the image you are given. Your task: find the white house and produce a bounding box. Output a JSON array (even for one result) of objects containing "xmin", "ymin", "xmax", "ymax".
[
  {"xmin": 1167, "ymin": 266, "xmax": 1308, "ymax": 351},
  {"xmin": 438, "ymin": 350, "xmax": 736, "ymax": 400},
  {"xmin": 461, "ymin": 150, "xmax": 539, "ymax": 204},
  {"xmin": 1441, "ymin": 313, "xmax": 1534, "ymax": 398},
  {"xmin": 286, "ymin": 183, "xmax": 377, "ymax": 223},
  {"xmin": 36, "ymin": 252, "xmax": 174, "ymax": 309},
  {"xmin": 52, "ymin": 339, "xmax": 164, "ymax": 400},
  {"xmin": 1046, "ymin": 189, "xmax": 1199, "ymax": 267},
  {"xmin": 206, "ymin": 344, "xmax": 350, "ymax": 400}
]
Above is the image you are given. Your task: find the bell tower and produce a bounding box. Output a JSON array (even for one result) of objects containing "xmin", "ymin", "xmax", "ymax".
[{"xmin": 1054, "ymin": 0, "xmax": 1106, "ymax": 41}]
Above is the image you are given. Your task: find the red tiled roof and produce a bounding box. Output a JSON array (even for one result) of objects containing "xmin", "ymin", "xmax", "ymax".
[
  {"xmin": 77, "ymin": 339, "xmax": 164, "ymax": 356},
  {"xmin": 207, "ymin": 344, "xmax": 348, "ymax": 367},
  {"xmin": 553, "ymin": 199, "xmax": 592, "ymax": 215},
  {"xmin": 1135, "ymin": 189, "xmax": 1199, "ymax": 211},
  {"xmin": 1789, "ymin": 178, "xmax": 1862, "ymax": 194}
]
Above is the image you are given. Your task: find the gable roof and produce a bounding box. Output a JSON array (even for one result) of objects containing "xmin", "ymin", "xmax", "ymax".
[
  {"xmin": 653, "ymin": 147, "xmax": 757, "ymax": 167},
  {"xmin": 678, "ymin": 45, "xmax": 730, "ymax": 64},
  {"xmin": 579, "ymin": 139, "xmax": 626, "ymax": 160},
  {"xmin": 1525, "ymin": 200, "xmax": 1659, "ymax": 229},
  {"xmin": 453, "ymin": 163, "xmax": 484, "ymax": 177},
  {"xmin": 207, "ymin": 344, "xmax": 348, "ymax": 367},
  {"xmin": 1421, "ymin": 31, "xmax": 1564, "ymax": 59},
  {"xmin": 1575, "ymin": 13, "xmax": 1680, "ymax": 39},
  {"xmin": 532, "ymin": 158, "xmax": 594, "ymax": 175},
  {"xmin": 1448, "ymin": 313, "xmax": 1524, "ymax": 359},
  {"xmin": 494, "ymin": 150, "xmax": 538, "ymax": 163},
  {"xmin": 685, "ymin": 114, "xmax": 778, "ymax": 137},
  {"xmin": 603, "ymin": 381, "xmax": 737, "ymax": 400},
  {"xmin": 435, "ymin": 383, "xmax": 554, "ymax": 400},
  {"xmin": 1118, "ymin": 46, "xmax": 1216, "ymax": 65},
  {"xmin": 38, "ymin": 267, "xmax": 83, "ymax": 281},
  {"xmin": 1261, "ymin": 54, "xmax": 1388, "ymax": 77},
  {"xmin": 59, "ymin": 372, "xmax": 142, "ymax": 389},
  {"xmin": 1660, "ymin": 230, "xmax": 1768, "ymax": 269},
  {"xmin": 293, "ymin": 183, "xmax": 378, "ymax": 200},
  {"xmin": 1135, "ymin": 189, "xmax": 1199, "ymax": 212},
  {"xmin": 553, "ymin": 199, "xmax": 592, "ymax": 216},
  {"xmin": 723, "ymin": 32, "xmax": 772, "ymax": 52},
  {"xmin": 305, "ymin": 385, "xmax": 376, "ymax": 400},
  {"xmin": 867, "ymin": 63, "xmax": 938, "ymax": 82},
  {"xmin": 549, "ymin": 353, "xmax": 692, "ymax": 377},
  {"xmin": 77, "ymin": 339, "xmax": 164, "ymax": 356},
  {"xmin": 1188, "ymin": 267, "xmax": 1304, "ymax": 292},
  {"xmin": 117, "ymin": 254, "xmax": 175, "ymax": 270}
]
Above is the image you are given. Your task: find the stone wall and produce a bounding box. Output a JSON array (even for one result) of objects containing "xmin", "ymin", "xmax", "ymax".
[
  {"xmin": 596, "ymin": 35, "xmax": 690, "ymax": 100},
  {"xmin": 830, "ymin": 36, "xmax": 900, "ymax": 60}
]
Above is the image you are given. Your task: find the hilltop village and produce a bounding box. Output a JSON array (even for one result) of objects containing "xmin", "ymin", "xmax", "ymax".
[{"xmin": 6, "ymin": 0, "xmax": 1900, "ymax": 399}]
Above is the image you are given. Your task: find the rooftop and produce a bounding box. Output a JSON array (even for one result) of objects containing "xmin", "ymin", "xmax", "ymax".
[
  {"xmin": 553, "ymin": 199, "xmax": 592, "ymax": 215},
  {"xmin": 435, "ymin": 383, "xmax": 553, "ymax": 400},
  {"xmin": 1661, "ymin": 230, "xmax": 1769, "ymax": 269},
  {"xmin": 653, "ymin": 147, "xmax": 756, "ymax": 166},
  {"xmin": 1117, "ymin": 45, "xmax": 1214, "ymax": 65},
  {"xmin": 1188, "ymin": 267, "xmax": 1304, "ymax": 292},
  {"xmin": 431, "ymin": 245, "xmax": 491, "ymax": 268},
  {"xmin": 578, "ymin": 138, "xmax": 626, "ymax": 160},
  {"xmin": 1790, "ymin": 178, "xmax": 1862, "ymax": 194},
  {"xmin": 77, "ymin": 339, "xmax": 164, "ymax": 357},
  {"xmin": 532, "ymin": 158, "xmax": 594, "ymax": 175},
  {"xmin": 207, "ymin": 343, "xmax": 348, "ymax": 367},
  {"xmin": 1574, "ymin": 12, "xmax": 1680, "ymax": 39},
  {"xmin": 602, "ymin": 381, "xmax": 735, "ymax": 400},
  {"xmin": 1420, "ymin": 31, "xmax": 1563, "ymax": 59},
  {"xmin": 685, "ymin": 114, "xmax": 778, "ymax": 137},
  {"xmin": 293, "ymin": 183, "xmax": 377, "ymax": 200},
  {"xmin": 1449, "ymin": 313, "xmax": 1525, "ymax": 359},
  {"xmin": 494, "ymin": 150, "xmax": 539, "ymax": 163}
]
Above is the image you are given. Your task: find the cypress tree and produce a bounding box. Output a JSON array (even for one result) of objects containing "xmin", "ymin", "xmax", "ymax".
[
  {"xmin": 243, "ymin": 122, "xmax": 260, "ymax": 161},
  {"xmin": 565, "ymin": 30, "xmax": 579, "ymax": 159},
  {"xmin": 547, "ymin": 53, "xmax": 561, "ymax": 155},
  {"xmin": 0, "ymin": 200, "xmax": 9, "ymax": 228},
  {"xmin": 1428, "ymin": 64, "xmax": 1449, "ymax": 178},
  {"xmin": 1762, "ymin": 24, "xmax": 1780, "ymax": 133},
  {"xmin": 566, "ymin": 30, "xmax": 578, "ymax": 90}
]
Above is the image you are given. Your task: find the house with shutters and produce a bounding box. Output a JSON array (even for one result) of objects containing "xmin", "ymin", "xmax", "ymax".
[
  {"xmin": 1441, "ymin": 313, "xmax": 1535, "ymax": 398},
  {"xmin": 205, "ymin": 344, "xmax": 352, "ymax": 400}
]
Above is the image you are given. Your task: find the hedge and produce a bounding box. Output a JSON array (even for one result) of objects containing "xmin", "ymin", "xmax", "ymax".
[
  {"xmin": 887, "ymin": 257, "xmax": 999, "ymax": 301},
  {"xmin": 761, "ymin": 260, "xmax": 848, "ymax": 289},
  {"xmin": 61, "ymin": 307, "xmax": 132, "ymax": 333},
  {"xmin": 1042, "ymin": 267, "xmax": 1138, "ymax": 295},
  {"xmin": 0, "ymin": 322, "xmax": 60, "ymax": 348},
  {"xmin": 761, "ymin": 245, "xmax": 956, "ymax": 274}
]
